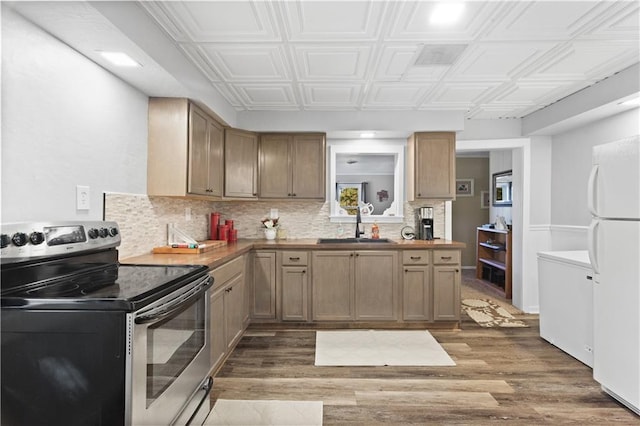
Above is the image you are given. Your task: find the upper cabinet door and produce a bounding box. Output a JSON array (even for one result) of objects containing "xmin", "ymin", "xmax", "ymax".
[
  {"xmin": 408, "ymin": 132, "xmax": 456, "ymax": 200},
  {"xmin": 148, "ymin": 98, "xmax": 224, "ymax": 199},
  {"xmin": 188, "ymin": 104, "xmax": 224, "ymax": 197},
  {"xmin": 225, "ymin": 128, "xmax": 258, "ymax": 198},
  {"xmin": 207, "ymin": 119, "xmax": 225, "ymax": 197},
  {"xmin": 292, "ymin": 134, "xmax": 325, "ymax": 199},
  {"xmin": 258, "ymin": 133, "xmax": 326, "ymax": 199},
  {"xmin": 188, "ymin": 106, "xmax": 210, "ymax": 196},
  {"xmin": 259, "ymin": 134, "xmax": 291, "ymax": 198}
]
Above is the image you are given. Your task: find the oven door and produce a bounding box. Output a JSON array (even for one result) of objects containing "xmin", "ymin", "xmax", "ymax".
[{"xmin": 128, "ymin": 274, "xmax": 212, "ymax": 426}]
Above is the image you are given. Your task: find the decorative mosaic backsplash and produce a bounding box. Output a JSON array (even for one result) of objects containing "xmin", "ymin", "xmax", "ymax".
[{"xmin": 104, "ymin": 192, "xmax": 445, "ymax": 259}]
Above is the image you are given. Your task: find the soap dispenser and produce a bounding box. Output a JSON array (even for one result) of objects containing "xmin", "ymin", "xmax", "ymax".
[{"xmin": 371, "ymin": 222, "xmax": 380, "ymax": 239}]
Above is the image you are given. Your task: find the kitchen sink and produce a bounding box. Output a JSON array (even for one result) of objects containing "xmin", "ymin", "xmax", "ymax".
[{"xmin": 316, "ymin": 238, "xmax": 394, "ymax": 244}]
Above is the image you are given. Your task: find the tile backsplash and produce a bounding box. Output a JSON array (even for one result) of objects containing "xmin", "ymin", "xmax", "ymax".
[{"xmin": 105, "ymin": 192, "xmax": 445, "ymax": 259}]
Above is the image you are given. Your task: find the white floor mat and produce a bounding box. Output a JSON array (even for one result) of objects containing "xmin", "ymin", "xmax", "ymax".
[
  {"xmin": 315, "ymin": 330, "xmax": 456, "ymax": 366},
  {"xmin": 204, "ymin": 399, "xmax": 323, "ymax": 426}
]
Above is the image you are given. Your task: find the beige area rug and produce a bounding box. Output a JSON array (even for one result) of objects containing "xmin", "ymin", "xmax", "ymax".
[
  {"xmin": 315, "ymin": 330, "xmax": 456, "ymax": 366},
  {"xmin": 462, "ymin": 299, "xmax": 528, "ymax": 328},
  {"xmin": 204, "ymin": 399, "xmax": 323, "ymax": 426}
]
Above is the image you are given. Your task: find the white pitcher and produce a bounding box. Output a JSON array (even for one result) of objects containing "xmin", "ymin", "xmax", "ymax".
[{"xmin": 360, "ymin": 203, "xmax": 374, "ymax": 216}]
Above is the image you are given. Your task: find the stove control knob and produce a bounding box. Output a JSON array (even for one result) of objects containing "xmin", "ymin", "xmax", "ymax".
[
  {"xmin": 11, "ymin": 232, "xmax": 28, "ymax": 247},
  {"xmin": 88, "ymin": 228, "xmax": 99, "ymax": 239},
  {"xmin": 1, "ymin": 234, "xmax": 10, "ymax": 248},
  {"xmin": 29, "ymin": 232, "xmax": 45, "ymax": 245},
  {"xmin": 99, "ymin": 228, "xmax": 109, "ymax": 238},
  {"xmin": 109, "ymin": 227, "xmax": 119, "ymax": 237}
]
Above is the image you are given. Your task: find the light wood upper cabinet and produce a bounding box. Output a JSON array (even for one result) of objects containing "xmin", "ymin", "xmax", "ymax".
[
  {"xmin": 259, "ymin": 133, "xmax": 325, "ymax": 199},
  {"xmin": 225, "ymin": 128, "xmax": 258, "ymax": 198},
  {"xmin": 189, "ymin": 105, "xmax": 224, "ymax": 196},
  {"xmin": 148, "ymin": 98, "xmax": 224, "ymax": 199},
  {"xmin": 407, "ymin": 132, "xmax": 456, "ymax": 200}
]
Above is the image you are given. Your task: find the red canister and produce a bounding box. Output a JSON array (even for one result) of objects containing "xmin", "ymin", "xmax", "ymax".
[
  {"xmin": 230, "ymin": 229, "xmax": 238, "ymax": 242},
  {"xmin": 225, "ymin": 219, "xmax": 234, "ymax": 230},
  {"xmin": 217, "ymin": 224, "xmax": 228, "ymax": 241},
  {"xmin": 210, "ymin": 213, "xmax": 220, "ymax": 240}
]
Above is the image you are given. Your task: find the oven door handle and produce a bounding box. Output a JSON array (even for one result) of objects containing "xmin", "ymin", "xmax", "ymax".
[{"xmin": 134, "ymin": 275, "xmax": 212, "ymax": 325}]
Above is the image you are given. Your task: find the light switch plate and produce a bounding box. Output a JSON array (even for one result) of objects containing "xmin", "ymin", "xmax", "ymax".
[{"xmin": 76, "ymin": 185, "xmax": 90, "ymax": 210}]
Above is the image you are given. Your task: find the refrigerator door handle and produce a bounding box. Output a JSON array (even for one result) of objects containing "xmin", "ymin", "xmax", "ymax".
[
  {"xmin": 587, "ymin": 164, "xmax": 599, "ymax": 217},
  {"xmin": 587, "ymin": 219, "xmax": 600, "ymax": 274}
]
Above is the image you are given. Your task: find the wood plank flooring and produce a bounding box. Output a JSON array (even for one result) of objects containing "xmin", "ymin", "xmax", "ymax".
[{"xmin": 212, "ymin": 276, "xmax": 639, "ymax": 424}]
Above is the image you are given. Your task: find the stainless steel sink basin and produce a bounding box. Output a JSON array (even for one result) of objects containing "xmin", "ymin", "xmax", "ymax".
[{"xmin": 316, "ymin": 238, "xmax": 394, "ymax": 244}]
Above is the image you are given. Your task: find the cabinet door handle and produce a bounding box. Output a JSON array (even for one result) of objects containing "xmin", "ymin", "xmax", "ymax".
[
  {"xmin": 410, "ymin": 256, "xmax": 421, "ymax": 260},
  {"xmin": 440, "ymin": 256, "xmax": 452, "ymax": 260},
  {"xmin": 292, "ymin": 193, "xmax": 297, "ymax": 196},
  {"xmin": 355, "ymin": 253, "xmax": 360, "ymax": 257},
  {"xmin": 287, "ymin": 193, "xmax": 291, "ymax": 196},
  {"xmin": 289, "ymin": 257, "xmax": 300, "ymax": 261},
  {"xmin": 417, "ymin": 193, "xmax": 421, "ymax": 196},
  {"xmin": 586, "ymin": 275, "xmax": 593, "ymax": 280},
  {"xmin": 350, "ymin": 253, "xmax": 354, "ymax": 257},
  {"xmin": 303, "ymin": 269, "xmax": 306, "ymax": 274}
]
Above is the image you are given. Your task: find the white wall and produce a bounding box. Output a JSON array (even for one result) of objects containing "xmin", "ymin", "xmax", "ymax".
[
  {"xmin": 1, "ymin": 7, "xmax": 148, "ymax": 222},
  {"xmin": 549, "ymin": 108, "xmax": 639, "ymax": 250}
]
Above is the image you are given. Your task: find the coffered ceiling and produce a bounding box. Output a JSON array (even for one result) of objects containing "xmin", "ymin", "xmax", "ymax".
[
  {"xmin": 140, "ymin": 0, "xmax": 640, "ymax": 119},
  {"xmin": 7, "ymin": 1, "xmax": 640, "ymax": 123}
]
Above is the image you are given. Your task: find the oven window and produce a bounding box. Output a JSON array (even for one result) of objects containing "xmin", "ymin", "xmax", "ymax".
[{"xmin": 146, "ymin": 294, "xmax": 205, "ymax": 406}]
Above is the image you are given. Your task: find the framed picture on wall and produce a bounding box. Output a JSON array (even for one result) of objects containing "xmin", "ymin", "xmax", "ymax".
[
  {"xmin": 456, "ymin": 178, "xmax": 474, "ymax": 197},
  {"xmin": 481, "ymin": 190, "xmax": 490, "ymax": 209}
]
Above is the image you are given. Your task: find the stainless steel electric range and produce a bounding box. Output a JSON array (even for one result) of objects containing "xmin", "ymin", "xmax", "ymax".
[{"xmin": 1, "ymin": 221, "xmax": 213, "ymax": 426}]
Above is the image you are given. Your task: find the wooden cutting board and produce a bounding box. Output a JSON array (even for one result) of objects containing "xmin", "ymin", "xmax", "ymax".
[{"xmin": 152, "ymin": 240, "xmax": 227, "ymax": 254}]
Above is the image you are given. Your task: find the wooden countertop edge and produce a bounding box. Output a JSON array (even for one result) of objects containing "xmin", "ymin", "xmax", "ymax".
[{"xmin": 122, "ymin": 238, "xmax": 466, "ymax": 268}]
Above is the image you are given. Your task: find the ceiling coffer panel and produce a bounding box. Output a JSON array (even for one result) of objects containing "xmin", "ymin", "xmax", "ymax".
[
  {"xmin": 302, "ymin": 84, "xmax": 362, "ymax": 108},
  {"xmin": 235, "ymin": 84, "xmax": 297, "ymax": 108},
  {"xmin": 141, "ymin": 1, "xmax": 280, "ymax": 42},
  {"xmin": 196, "ymin": 45, "xmax": 290, "ymax": 81},
  {"xmin": 294, "ymin": 46, "xmax": 372, "ymax": 80},
  {"xmin": 282, "ymin": 1, "xmax": 387, "ymax": 41},
  {"xmin": 364, "ymin": 83, "xmax": 431, "ymax": 107}
]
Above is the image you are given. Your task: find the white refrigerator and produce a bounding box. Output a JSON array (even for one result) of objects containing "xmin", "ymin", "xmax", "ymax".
[{"xmin": 587, "ymin": 135, "xmax": 640, "ymax": 415}]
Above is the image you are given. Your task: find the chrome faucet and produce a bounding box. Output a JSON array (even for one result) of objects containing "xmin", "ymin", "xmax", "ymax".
[{"xmin": 355, "ymin": 206, "xmax": 362, "ymax": 238}]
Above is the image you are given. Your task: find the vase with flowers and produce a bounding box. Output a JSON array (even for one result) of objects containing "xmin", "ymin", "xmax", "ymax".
[{"xmin": 261, "ymin": 217, "xmax": 279, "ymax": 240}]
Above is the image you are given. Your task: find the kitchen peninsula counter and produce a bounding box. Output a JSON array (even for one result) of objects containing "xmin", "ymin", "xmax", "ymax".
[{"xmin": 122, "ymin": 238, "xmax": 466, "ymax": 267}]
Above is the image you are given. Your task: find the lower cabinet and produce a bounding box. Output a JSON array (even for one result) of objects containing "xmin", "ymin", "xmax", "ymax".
[
  {"xmin": 402, "ymin": 250, "xmax": 432, "ymax": 321},
  {"xmin": 251, "ymin": 251, "xmax": 277, "ymax": 320},
  {"xmin": 354, "ymin": 251, "xmax": 398, "ymax": 321},
  {"xmin": 432, "ymin": 250, "xmax": 461, "ymax": 321},
  {"xmin": 210, "ymin": 255, "xmax": 247, "ymax": 372},
  {"xmin": 279, "ymin": 251, "xmax": 309, "ymax": 321},
  {"xmin": 312, "ymin": 251, "xmax": 353, "ymax": 320},
  {"xmin": 311, "ymin": 250, "xmax": 397, "ymax": 321}
]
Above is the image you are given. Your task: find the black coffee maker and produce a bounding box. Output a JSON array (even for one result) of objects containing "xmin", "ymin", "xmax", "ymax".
[{"xmin": 416, "ymin": 207, "xmax": 434, "ymax": 240}]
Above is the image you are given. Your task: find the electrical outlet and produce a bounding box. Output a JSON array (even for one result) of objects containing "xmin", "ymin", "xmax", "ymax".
[
  {"xmin": 185, "ymin": 207, "xmax": 192, "ymax": 221},
  {"xmin": 76, "ymin": 185, "xmax": 90, "ymax": 210}
]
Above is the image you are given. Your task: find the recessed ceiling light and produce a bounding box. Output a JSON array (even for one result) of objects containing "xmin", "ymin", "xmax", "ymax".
[
  {"xmin": 430, "ymin": 3, "xmax": 465, "ymax": 25},
  {"xmin": 99, "ymin": 51, "xmax": 141, "ymax": 67},
  {"xmin": 619, "ymin": 98, "xmax": 640, "ymax": 106},
  {"xmin": 360, "ymin": 132, "xmax": 375, "ymax": 138}
]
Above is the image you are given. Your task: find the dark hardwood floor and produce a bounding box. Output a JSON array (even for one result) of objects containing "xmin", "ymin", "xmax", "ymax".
[{"xmin": 211, "ymin": 275, "xmax": 640, "ymax": 424}]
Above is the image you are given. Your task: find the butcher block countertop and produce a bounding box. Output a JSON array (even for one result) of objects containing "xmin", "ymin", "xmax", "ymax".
[{"xmin": 122, "ymin": 239, "xmax": 466, "ymax": 269}]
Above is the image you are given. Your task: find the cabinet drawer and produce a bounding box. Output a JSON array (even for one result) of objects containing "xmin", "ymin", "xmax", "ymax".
[
  {"xmin": 281, "ymin": 251, "xmax": 308, "ymax": 266},
  {"xmin": 433, "ymin": 250, "xmax": 460, "ymax": 265},
  {"xmin": 210, "ymin": 255, "xmax": 244, "ymax": 289},
  {"xmin": 402, "ymin": 250, "xmax": 430, "ymax": 265}
]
